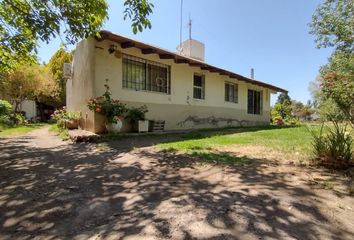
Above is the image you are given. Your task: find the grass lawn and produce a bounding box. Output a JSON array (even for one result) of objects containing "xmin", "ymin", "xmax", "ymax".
[
  {"xmin": 0, "ymin": 124, "xmax": 45, "ymax": 137},
  {"xmin": 158, "ymin": 124, "xmax": 324, "ymax": 162}
]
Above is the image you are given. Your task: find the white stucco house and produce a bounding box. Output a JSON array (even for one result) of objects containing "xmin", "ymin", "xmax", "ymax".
[{"xmin": 66, "ymin": 30, "xmax": 287, "ymax": 133}]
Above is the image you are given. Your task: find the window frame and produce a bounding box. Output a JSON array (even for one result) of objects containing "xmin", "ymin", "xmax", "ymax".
[
  {"xmin": 224, "ymin": 81, "xmax": 238, "ymax": 103},
  {"xmin": 122, "ymin": 54, "xmax": 171, "ymax": 94},
  {"xmin": 193, "ymin": 73, "xmax": 205, "ymax": 100}
]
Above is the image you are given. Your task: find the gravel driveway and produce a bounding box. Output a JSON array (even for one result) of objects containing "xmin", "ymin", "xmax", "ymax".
[{"xmin": 0, "ymin": 126, "xmax": 354, "ymax": 240}]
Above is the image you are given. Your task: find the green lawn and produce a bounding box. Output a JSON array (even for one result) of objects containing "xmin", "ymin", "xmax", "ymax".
[
  {"xmin": 158, "ymin": 124, "xmax": 324, "ymax": 161},
  {"xmin": 0, "ymin": 124, "xmax": 45, "ymax": 137}
]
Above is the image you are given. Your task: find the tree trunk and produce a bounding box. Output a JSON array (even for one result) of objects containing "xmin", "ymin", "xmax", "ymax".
[{"xmin": 38, "ymin": 103, "xmax": 45, "ymax": 122}]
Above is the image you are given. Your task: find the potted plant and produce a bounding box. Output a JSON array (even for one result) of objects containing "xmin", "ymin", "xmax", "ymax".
[
  {"xmin": 51, "ymin": 107, "xmax": 80, "ymax": 129},
  {"xmin": 128, "ymin": 105, "xmax": 149, "ymax": 132},
  {"xmin": 87, "ymin": 83, "xmax": 127, "ymax": 133}
]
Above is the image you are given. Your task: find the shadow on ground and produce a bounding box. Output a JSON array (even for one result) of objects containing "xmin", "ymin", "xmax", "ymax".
[{"xmin": 0, "ymin": 132, "xmax": 353, "ymax": 239}]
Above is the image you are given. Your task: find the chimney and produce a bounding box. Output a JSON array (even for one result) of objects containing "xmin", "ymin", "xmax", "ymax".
[
  {"xmin": 250, "ymin": 68, "xmax": 255, "ymax": 79},
  {"xmin": 177, "ymin": 39, "xmax": 205, "ymax": 62}
]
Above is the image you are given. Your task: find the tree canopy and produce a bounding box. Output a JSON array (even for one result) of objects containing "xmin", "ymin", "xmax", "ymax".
[
  {"xmin": 46, "ymin": 48, "xmax": 73, "ymax": 105},
  {"xmin": 309, "ymin": 0, "xmax": 354, "ymax": 51},
  {"xmin": 0, "ymin": 0, "xmax": 153, "ymax": 74},
  {"xmin": 0, "ymin": 64, "xmax": 60, "ymax": 111},
  {"xmin": 309, "ymin": 0, "xmax": 354, "ymax": 126},
  {"xmin": 320, "ymin": 51, "xmax": 354, "ymax": 125}
]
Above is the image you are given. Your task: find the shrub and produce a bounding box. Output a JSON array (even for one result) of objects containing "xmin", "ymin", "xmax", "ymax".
[
  {"xmin": 10, "ymin": 112, "xmax": 26, "ymax": 125},
  {"xmin": 127, "ymin": 105, "xmax": 148, "ymax": 123},
  {"xmin": 51, "ymin": 107, "xmax": 80, "ymax": 128},
  {"xmin": 0, "ymin": 99, "xmax": 12, "ymax": 116},
  {"xmin": 87, "ymin": 83, "xmax": 127, "ymax": 123},
  {"xmin": 285, "ymin": 118, "xmax": 299, "ymax": 126},
  {"xmin": 0, "ymin": 100, "xmax": 26, "ymax": 127},
  {"xmin": 51, "ymin": 107, "xmax": 80, "ymax": 122},
  {"xmin": 0, "ymin": 115, "xmax": 12, "ymax": 126},
  {"xmin": 310, "ymin": 122, "xmax": 354, "ymax": 169}
]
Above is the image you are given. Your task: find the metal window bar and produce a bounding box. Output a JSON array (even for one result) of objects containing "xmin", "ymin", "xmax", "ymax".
[
  {"xmin": 225, "ymin": 82, "xmax": 238, "ymax": 103},
  {"xmin": 193, "ymin": 74, "xmax": 205, "ymax": 99},
  {"xmin": 122, "ymin": 54, "xmax": 170, "ymax": 94}
]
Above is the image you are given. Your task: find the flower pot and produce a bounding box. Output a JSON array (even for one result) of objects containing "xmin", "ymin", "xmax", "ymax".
[
  {"xmin": 105, "ymin": 119, "xmax": 123, "ymax": 133},
  {"xmin": 138, "ymin": 120, "xmax": 149, "ymax": 133}
]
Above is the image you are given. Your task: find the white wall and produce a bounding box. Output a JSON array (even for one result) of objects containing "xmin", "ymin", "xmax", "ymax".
[
  {"xmin": 94, "ymin": 40, "xmax": 271, "ymax": 112},
  {"xmin": 66, "ymin": 38, "xmax": 99, "ymax": 132},
  {"xmin": 67, "ymin": 38, "xmax": 274, "ymax": 132},
  {"xmin": 19, "ymin": 100, "xmax": 37, "ymax": 119}
]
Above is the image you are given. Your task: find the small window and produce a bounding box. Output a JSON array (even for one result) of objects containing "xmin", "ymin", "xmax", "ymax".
[
  {"xmin": 193, "ymin": 74, "xmax": 205, "ymax": 99},
  {"xmin": 248, "ymin": 89, "xmax": 262, "ymax": 115},
  {"xmin": 225, "ymin": 82, "xmax": 238, "ymax": 103}
]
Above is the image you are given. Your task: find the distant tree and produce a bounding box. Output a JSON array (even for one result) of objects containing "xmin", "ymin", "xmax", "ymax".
[
  {"xmin": 290, "ymin": 101, "xmax": 304, "ymax": 119},
  {"xmin": 0, "ymin": 65, "xmax": 38, "ymax": 111},
  {"xmin": 33, "ymin": 70, "xmax": 62, "ymax": 108},
  {"xmin": 46, "ymin": 49, "xmax": 73, "ymax": 105},
  {"xmin": 277, "ymin": 93, "xmax": 291, "ymax": 105},
  {"xmin": 272, "ymin": 94, "xmax": 292, "ymax": 122},
  {"xmin": 299, "ymin": 105, "xmax": 314, "ymax": 120},
  {"xmin": 309, "ymin": 0, "xmax": 354, "ymax": 51},
  {"xmin": 0, "ymin": 65, "xmax": 61, "ymax": 112},
  {"xmin": 0, "ymin": 0, "xmax": 154, "ymax": 74},
  {"xmin": 308, "ymin": 75, "xmax": 322, "ymax": 109},
  {"xmin": 320, "ymin": 51, "xmax": 354, "ymax": 126}
]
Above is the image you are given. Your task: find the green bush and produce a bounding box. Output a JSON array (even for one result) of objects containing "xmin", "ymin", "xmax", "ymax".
[
  {"xmin": 127, "ymin": 105, "xmax": 148, "ymax": 122},
  {"xmin": 51, "ymin": 107, "xmax": 80, "ymax": 122},
  {"xmin": 310, "ymin": 122, "xmax": 354, "ymax": 169},
  {"xmin": 10, "ymin": 112, "xmax": 26, "ymax": 125},
  {"xmin": 51, "ymin": 107, "xmax": 80, "ymax": 129},
  {"xmin": 285, "ymin": 118, "xmax": 299, "ymax": 126},
  {"xmin": 0, "ymin": 115, "xmax": 12, "ymax": 126},
  {"xmin": 0, "ymin": 100, "xmax": 26, "ymax": 127},
  {"xmin": 0, "ymin": 99, "xmax": 12, "ymax": 116}
]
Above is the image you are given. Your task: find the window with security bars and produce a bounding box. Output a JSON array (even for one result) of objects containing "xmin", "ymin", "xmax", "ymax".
[
  {"xmin": 247, "ymin": 89, "xmax": 262, "ymax": 115},
  {"xmin": 225, "ymin": 82, "xmax": 238, "ymax": 103},
  {"xmin": 193, "ymin": 74, "xmax": 205, "ymax": 99},
  {"xmin": 122, "ymin": 54, "xmax": 171, "ymax": 94}
]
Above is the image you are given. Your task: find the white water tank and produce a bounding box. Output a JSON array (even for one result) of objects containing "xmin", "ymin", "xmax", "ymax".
[{"xmin": 177, "ymin": 39, "xmax": 205, "ymax": 62}]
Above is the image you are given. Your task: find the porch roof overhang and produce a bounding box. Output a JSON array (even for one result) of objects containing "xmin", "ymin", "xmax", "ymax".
[{"xmin": 97, "ymin": 30, "xmax": 288, "ymax": 93}]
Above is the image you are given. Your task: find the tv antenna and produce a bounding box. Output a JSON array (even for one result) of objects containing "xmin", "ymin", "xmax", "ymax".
[
  {"xmin": 188, "ymin": 13, "xmax": 192, "ymax": 40},
  {"xmin": 179, "ymin": 0, "xmax": 183, "ymax": 48}
]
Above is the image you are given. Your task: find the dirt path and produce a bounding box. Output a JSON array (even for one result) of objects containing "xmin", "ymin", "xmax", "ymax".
[{"xmin": 0, "ymin": 127, "xmax": 354, "ymax": 240}]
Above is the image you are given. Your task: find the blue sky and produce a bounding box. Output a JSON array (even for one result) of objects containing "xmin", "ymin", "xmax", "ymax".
[{"xmin": 37, "ymin": 0, "xmax": 333, "ymax": 104}]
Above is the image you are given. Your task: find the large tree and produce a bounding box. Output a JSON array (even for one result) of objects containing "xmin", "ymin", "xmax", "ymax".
[
  {"xmin": 309, "ymin": 0, "xmax": 354, "ymax": 126},
  {"xmin": 320, "ymin": 51, "xmax": 354, "ymax": 125},
  {"xmin": 0, "ymin": 64, "xmax": 60, "ymax": 111},
  {"xmin": 309, "ymin": 0, "xmax": 354, "ymax": 51},
  {"xmin": 46, "ymin": 48, "xmax": 73, "ymax": 105},
  {"xmin": 0, "ymin": 0, "xmax": 153, "ymax": 74}
]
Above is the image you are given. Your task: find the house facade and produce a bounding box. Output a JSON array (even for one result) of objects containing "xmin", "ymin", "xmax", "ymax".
[{"xmin": 66, "ymin": 31, "xmax": 286, "ymax": 133}]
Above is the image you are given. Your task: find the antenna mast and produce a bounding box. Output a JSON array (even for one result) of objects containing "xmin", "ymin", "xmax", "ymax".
[
  {"xmin": 179, "ymin": 0, "xmax": 183, "ymax": 48},
  {"xmin": 188, "ymin": 13, "xmax": 192, "ymax": 40}
]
